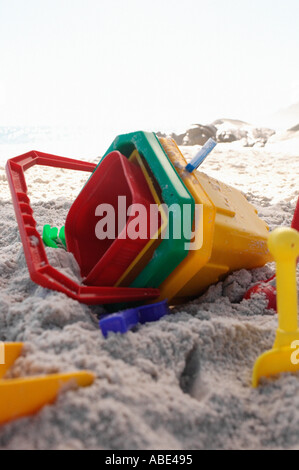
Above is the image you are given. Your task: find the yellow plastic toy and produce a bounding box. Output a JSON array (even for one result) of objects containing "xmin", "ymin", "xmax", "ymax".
[
  {"xmin": 157, "ymin": 137, "xmax": 272, "ymax": 304},
  {"xmin": 115, "ymin": 150, "xmax": 168, "ymax": 287},
  {"xmin": 0, "ymin": 342, "xmax": 94, "ymax": 425},
  {"xmin": 252, "ymin": 227, "xmax": 299, "ymax": 387}
]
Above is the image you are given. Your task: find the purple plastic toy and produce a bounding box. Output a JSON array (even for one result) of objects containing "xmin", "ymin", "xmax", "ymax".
[{"xmin": 99, "ymin": 300, "xmax": 169, "ymax": 338}]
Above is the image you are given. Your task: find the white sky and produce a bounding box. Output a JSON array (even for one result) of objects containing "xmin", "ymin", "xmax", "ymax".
[{"xmin": 0, "ymin": 0, "xmax": 299, "ymax": 132}]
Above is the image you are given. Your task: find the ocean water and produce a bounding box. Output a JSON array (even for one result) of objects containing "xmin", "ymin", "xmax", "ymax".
[
  {"xmin": 0, "ymin": 123, "xmax": 187, "ymax": 166},
  {"xmin": 0, "ymin": 125, "xmax": 120, "ymax": 165}
]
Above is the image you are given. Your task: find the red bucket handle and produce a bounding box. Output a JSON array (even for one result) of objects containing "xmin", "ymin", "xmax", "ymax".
[{"xmin": 5, "ymin": 150, "xmax": 159, "ymax": 305}]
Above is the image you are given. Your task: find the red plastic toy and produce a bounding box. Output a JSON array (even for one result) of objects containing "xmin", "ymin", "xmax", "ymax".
[
  {"xmin": 244, "ymin": 195, "xmax": 299, "ymax": 311},
  {"xmin": 65, "ymin": 151, "xmax": 161, "ymax": 286},
  {"xmin": 5, "ymin": 151, "xmax": 160, "ymax": 305},
  {"xmin": 293, "ymin": 195, "xmax": 299, "ymax": 232}
]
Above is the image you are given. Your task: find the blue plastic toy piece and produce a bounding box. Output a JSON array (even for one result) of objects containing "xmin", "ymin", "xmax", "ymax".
[
  {"xmin": 99, "ymin": 308, "xmax": 139, "ymax": 338},
  {"xmin": 185, "ymin": 138, "xmax": 217, "ymax": 173},
  {"xmin": 99, "ymin": 300, "xmax": 170, "ymax": 338},
  {"xmin": 138, "ymin": 300, "xmax": 169, "ymax": 324}
]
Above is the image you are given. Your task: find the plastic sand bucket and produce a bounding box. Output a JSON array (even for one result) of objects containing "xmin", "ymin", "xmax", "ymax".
[
  {"xmin": 157, "ymin": 137, "xmax": 272, "ymax": 304},
  {"xmin": 100, "ymin": 131, "xmax": 195, "ymax": 288},
  {"xmin": 65, "ymin": 150, "xmax": 158, "ymax": 286}
]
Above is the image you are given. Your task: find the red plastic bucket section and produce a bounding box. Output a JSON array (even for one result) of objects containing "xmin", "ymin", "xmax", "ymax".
[
  {"xmin": 65, "ymin": 151, "xmax": 160, "ymax": 286},
  {"xmin": 65, "ymin": 152, "xmax": 131, "ymax": 276},
  {"xmin": 85, "ymin": 156, "xmax": 162, "ymax": 286}
]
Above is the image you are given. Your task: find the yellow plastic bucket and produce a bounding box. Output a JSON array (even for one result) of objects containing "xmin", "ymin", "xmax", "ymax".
[{"xmin": 157, "ymin": 137, "xmax": 272, "ymax": 304}]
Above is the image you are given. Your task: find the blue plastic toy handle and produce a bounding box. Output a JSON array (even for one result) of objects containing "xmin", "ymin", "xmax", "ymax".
[{"xmin": 185, "ymin": 138, "xmax": 217, "ymax": 173}]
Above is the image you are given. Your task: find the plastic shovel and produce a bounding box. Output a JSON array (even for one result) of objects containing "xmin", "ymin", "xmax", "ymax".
[
  {"xmin": 252, "ymin": 227, "xmax": 299, "ymax": 387},
  {"xmin": 0, "ymin": 343, "xmax": 94, "ymax": 425}
]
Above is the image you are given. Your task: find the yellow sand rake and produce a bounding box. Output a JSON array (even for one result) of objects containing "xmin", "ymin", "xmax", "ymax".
[
  {"xmin": 0, "ymin": 342, "xmax": 94, "ymax": 425},
  {"xmin": 252, "ymin": 227, "xmax": 299, "ymax": 387}
]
